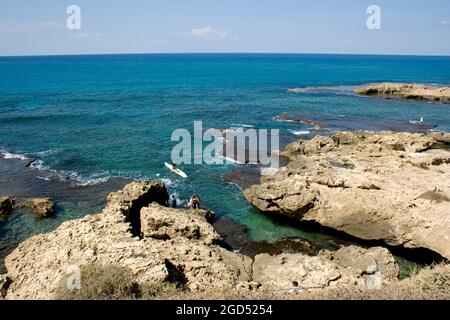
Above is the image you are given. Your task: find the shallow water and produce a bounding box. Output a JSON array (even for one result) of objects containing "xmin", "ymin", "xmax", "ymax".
[{"xmin": 1, "ymin": 54, "xmax": 449, "ymax": 264}]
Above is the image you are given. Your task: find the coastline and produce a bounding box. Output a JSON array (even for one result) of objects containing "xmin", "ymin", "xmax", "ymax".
[
  {"xmin": 2, "ymin": 177, "xmax": 449, "ymax": 300},
  {"xmin": 1, "ymin": 80, "xmax": 450, "ymax": 299}
]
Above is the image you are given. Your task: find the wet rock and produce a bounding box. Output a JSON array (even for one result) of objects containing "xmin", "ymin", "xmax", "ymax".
[
  {"xmin": 23, "ymin": 198, "xmax": 55, "ymax": 218},
  {"xmin": 213, "ymin": 216, "xmax": 322, "ymax": 258},
  {"xmin": 0, "ymin": 197, "xmax": 14, "ymax": 216}
]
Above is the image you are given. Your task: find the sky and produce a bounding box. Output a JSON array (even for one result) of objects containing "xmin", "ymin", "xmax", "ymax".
[{"xmin": 0, "ymin": 0, "xmax": 449, "ymax": 56}]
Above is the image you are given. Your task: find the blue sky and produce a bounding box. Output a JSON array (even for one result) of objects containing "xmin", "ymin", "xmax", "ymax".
[{"xmin": 1, "ymin": 0, "xmax": 449, "ymax": 56}]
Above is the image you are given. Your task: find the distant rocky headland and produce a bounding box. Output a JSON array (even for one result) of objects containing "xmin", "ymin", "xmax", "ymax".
[{"xmin": 354, "ymin": 83, "xmax": 450, "ymax": 103}]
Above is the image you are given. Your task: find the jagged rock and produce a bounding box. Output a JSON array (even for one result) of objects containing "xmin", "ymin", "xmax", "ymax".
[
  {"xmin": 23, "ymin": 198, "xmax": 55, "ymax": 217},
  {"xmin": 244, "ymin": 131, "xmax": 450, "ymax": 259},
  {"xmin": 4, "ymin": 181, "xmax": 252, "ymax": 300},
  {"xmin": 320, "ymin": 245, "xmax": 400, "ymax": 281},
  {"xmin": 355, "ymin": 83, "xmax": 450, "ymax": 103},
  {"xmin": 140, "ymin": 203, "xmax": 221, "ymax": 245},
  {"xmin": 0, "ymin": 196, "xmax": 14, "ymax": 216}
]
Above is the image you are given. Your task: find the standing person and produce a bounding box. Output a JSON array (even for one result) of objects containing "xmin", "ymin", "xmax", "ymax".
[
  {"xmin": 192, "ymin": 195, "xmax": 201, "ymax": 209},
  {"xmin": 171, "ymin": 195, "xmax": 177, "ymax": 208},
  {"xmin": 187, "ymin": 195, "xmax": 201, "ymax": 209}
]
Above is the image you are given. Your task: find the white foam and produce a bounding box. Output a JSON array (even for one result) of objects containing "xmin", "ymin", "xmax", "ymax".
[
  {"xmin": 35, "ymin": 176, "xmax": 51, "ymax": 181},
  {"xmin": 289, "ymin": 130, "xmax": 310, "ymax": 136},
  {"xmin": 220, "ymin": 156, "xmax": 244, "ymax": 165},
  {"xmin": 232, "ymin": 124, "xmax": 255, "ymax": 128},
  {"xmin": 1, "ymin": 151, "xmax": 29, "ymax": 160},
  {"xmin": 29, "ymin": 159, "xmax": 112, "ymax": 186},
  {"xmin": 160, "ymin": 177, "xmax": 174, "ymax": 186},
  {"xmin": 34, "ymin": 149, "xmax": 61, "ymax": 157},
  {"xmin": 29, "ymin": 159, "xmax": 46, "ymax": 170}
]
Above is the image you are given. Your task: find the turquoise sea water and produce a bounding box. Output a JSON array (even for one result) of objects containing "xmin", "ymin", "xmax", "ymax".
[{"xmin": 1, "ymin": 54, "xmax": 450, "ymax": 247}]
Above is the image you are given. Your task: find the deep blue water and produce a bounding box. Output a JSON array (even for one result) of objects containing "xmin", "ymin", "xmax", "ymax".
[{"xmin": 1, "ymin": 53, "xmax": 450, "ymax": 245}]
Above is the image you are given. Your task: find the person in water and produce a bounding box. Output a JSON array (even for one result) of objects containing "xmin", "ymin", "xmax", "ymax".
[{"xmin": 171, "ymin": 195, "xmax": 177, "ymax": 208}]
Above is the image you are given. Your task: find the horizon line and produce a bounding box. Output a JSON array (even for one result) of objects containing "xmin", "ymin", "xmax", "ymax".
[{"xmin": 1, "ymin": 51, "xmax": 450, "ymax": 58}]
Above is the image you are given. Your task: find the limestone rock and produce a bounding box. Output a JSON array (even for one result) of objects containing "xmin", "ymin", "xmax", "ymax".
[
  {"xmin": 320, "ymin": 245, "xmax": 400, "ymax": 281},
  {"xmin": 355, "ymin": 83, "xmax": 450, "ymax": 103},
  {"xmin": 244, "ymin": 131, "xmax": 450, "ymax": 259},
  {"xmin": 4, "ymin": 180, "xmax": 252, "ymax": 300},
  {"xmin": 0, "ymin": 196, "xmax": 14, "ymax": 216},
  {"xmin": 140, "ymin": 203, "xmax": 221, "ymax": 245},
  {"xmin": 253, "ymin": 253, "xmax": 360, "ymax": 291}
]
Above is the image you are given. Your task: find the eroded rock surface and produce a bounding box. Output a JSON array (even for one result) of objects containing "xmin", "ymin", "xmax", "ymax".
[
  {"xmin": 4, "ymin": 179, "xmax": 407, "ymax": 300},
  {"xmin": 253, "ymin": 244, "xmax": 398, "ymax": 292},
  {"xmin": 244, "ymin": 131, "xmax": 450, "ymax": 259},
  {"xmin": 140, "ymin": 203, "xmax": 221, "ymax": 245},
  {"xmin": 4, "ymin": 181, "xmax": 252, "ymax": 300},
  {"xmin": 320, "ymin": 245, "xmax": 400, "ymax": 281}
]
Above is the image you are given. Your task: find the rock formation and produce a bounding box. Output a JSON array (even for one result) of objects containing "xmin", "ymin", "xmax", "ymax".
[
  {"xmin": 3, "ymin": 180, "xmax": 404, "ymax": 299},
  {"xmin": 22, "ymin": 198, "xmax": 55, "ymax": 218},
  {"xmin": 355, "ymin": 83, "xmax": 450, "ymax": 103},
  {"xmin": 244, "ymin": 131, "xmax": 450, "ymax": 259},
  {"xmin": 140, "ymin": 203, "xmax": 220, "ymax": 245},
  {"xmin": 4, "ymin": 181, "xmax": 252, "ymax": 299},
  {"xmin": 0, "ymin": 196, "xmax": 56, "ymax": 218}
]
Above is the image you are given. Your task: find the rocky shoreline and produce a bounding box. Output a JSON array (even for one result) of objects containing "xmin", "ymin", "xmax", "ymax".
[
  {"xmin": 355, "ymin": 83, "xmax": 450, "ymax": 103},
  {"xmin": 244, "ymin": 131, "xmax": 450, "ymax": 260},
  {"xmin": 1, "ymin": 130, "xmax": 449, "ymax": 300},
  {"xmin": 1, "ymin": 180, "xmax": 408, "ymax": 300}
]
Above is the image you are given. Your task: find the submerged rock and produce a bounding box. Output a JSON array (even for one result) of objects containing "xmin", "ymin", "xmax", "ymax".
[
  {"xmin": 244, "ymin": 131, "xmax": 450, "ymax": 259},
  {"xmin": 354, "ymin": 83, "xmax": 450, "ymax": 103},
  {"xmin": 22, "ymin": 198, "xmax": 55, "ymax": 218}
]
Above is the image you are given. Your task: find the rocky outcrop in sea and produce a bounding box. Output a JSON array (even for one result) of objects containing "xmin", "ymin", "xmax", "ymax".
[{"xmin": 355, "ymin": 83, "xmax": 450, "ymax": 103}]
